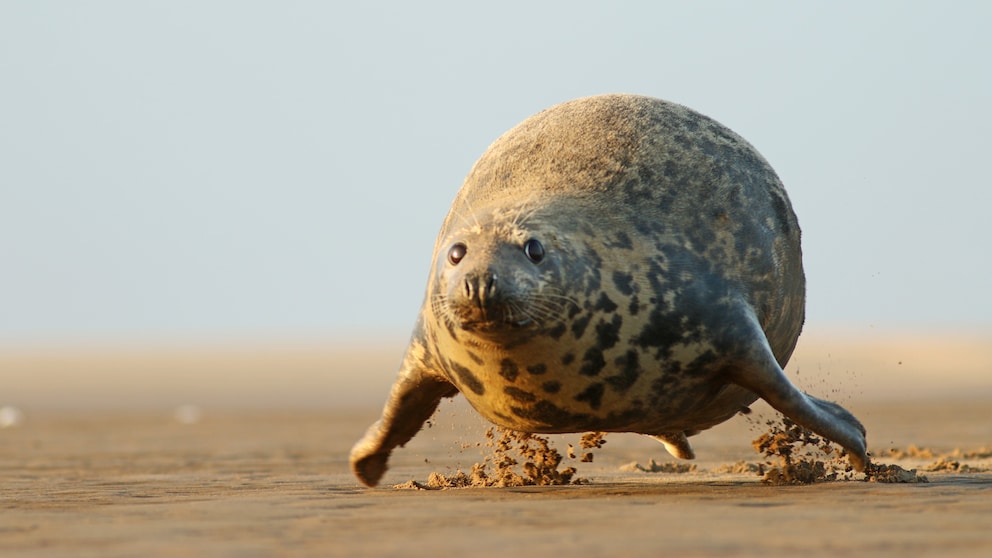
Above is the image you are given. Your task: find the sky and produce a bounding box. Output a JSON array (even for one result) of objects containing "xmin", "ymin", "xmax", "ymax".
[{"xmin": 1, "ymin": 1, "xmax": 990, "ymax": 345}]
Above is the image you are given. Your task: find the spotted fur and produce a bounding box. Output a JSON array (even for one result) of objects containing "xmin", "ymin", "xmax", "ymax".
[{"xmin": 350, "ymin": 94, "xmax": 868, "ymax": 487}]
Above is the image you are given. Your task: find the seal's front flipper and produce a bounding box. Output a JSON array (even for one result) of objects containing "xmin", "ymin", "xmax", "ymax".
[
  {"xmin": 349, "ymin": 352, "xmax": 458, "ymax": 487},
  {"xmin": 727, "ymin": 313, "xmax": 869, "ymax": 472}
]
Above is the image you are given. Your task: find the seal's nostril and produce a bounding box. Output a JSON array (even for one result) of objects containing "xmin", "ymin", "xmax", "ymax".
[{"xmin": 463, "ymin": 278, "xmax": 474, "ymax": 300}]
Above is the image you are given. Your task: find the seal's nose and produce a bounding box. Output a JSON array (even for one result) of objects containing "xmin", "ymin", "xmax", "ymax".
[{"xmin": 464, "ymin": 271, "xmax": 498, "ymax": 308}]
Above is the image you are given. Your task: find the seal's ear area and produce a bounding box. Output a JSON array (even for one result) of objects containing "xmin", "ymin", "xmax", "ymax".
[
  {"xmin": 349, "ymin": 359, "xmax": 459, "ymax": 487},
  {"xmin": 724, "ymin": 308, "xmax": 869, "ymax": 472}
]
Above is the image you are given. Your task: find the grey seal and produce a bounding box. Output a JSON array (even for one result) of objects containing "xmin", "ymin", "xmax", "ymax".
[{"xmin": 350, "ymin": 94, "xmax": 868, "ymax": 487}]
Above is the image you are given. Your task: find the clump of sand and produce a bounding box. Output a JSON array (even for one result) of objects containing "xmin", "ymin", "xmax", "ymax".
[
  {"xmin": 752, "ymin": 416, "xmax": 929, "ymax": 484},
  {"xmin": 577, "ymin": 431, "xmax": 607, "ymax": 463},
  {"xmin": 398, "ymin": 413, "xmax": 982, "ymax": 489},
  {"xmin": 395, "ymin": 427, "xmax": 604, "ymax": 489},
  {"xmin": 712, "ymin": 461, "xmax": 763, "ymax": 475},
  {"xmin": 877, "ymin": 445, "xmax": 992, "ymax": 475},
  {"xmin": 885, "ymin": 445, "xmax": 992, "ymax": 468},
  {"xmin": 884, "ymin": 445, "xmax": 938, "ymax": 459},
  {"xmin": 922, "ymin": 458, "xmax": 990, "ymax": 473},
  {"xmin": 619, "ymin": 459, "xmax": 697, "ymax": 473},
  {"xmin": 752, "ymin": 416, "xmax": 847, "ymax": 485},
  {"xmin": 955, "ymin": 447, "xmax": 992, "ymax": 459},
  {"xmin": 866, "ymin": 463, "xmax": 928, "ymax": 483}
]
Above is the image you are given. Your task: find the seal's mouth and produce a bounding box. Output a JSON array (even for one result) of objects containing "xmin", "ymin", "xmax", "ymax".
[{"xmin": 458, "ymin": 316, "xmax": 533, "ymax": 332}]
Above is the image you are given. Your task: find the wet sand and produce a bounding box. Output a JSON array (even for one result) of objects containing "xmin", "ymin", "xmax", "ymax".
[{"xmin": 2, "ymin": 331, "xmax": 991, "ymax": 557}]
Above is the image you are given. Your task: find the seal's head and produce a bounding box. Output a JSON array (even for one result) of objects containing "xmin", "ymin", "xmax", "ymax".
[{"xmin": 430, "ymin": 205, "xmax": 572, "ymax": 340}]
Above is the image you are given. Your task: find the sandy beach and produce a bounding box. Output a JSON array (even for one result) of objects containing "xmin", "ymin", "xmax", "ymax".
[{"xmin": 2, "ymin": 330, "xmax": 991, "ymax": 557}]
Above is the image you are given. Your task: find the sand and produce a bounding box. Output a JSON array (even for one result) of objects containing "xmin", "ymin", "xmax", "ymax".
[{"xmin": 2, "ymin": 331, "xmax": 991, "ymax": 557}]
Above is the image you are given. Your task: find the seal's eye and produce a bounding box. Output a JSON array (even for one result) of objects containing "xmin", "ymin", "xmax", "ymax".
[
  {"xmin": 523, "ymin": 238, "xmax": 545, "ymax": 263},
  {"xmin": 448, "ymin": 243, "xmax": 467, "ymax": 265}
]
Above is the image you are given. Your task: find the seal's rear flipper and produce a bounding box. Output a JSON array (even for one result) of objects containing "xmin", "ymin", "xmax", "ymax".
[
  {"xmin": 653, "ymin": 432, "xmax": 696, "ymax": 460},
  {"xmin": 727, "ymin": 313, "xmax": 869, "ymax": 472},
  {"xmin": 350, "ymin": 353, "xmax": 458, "ymax": 487}
]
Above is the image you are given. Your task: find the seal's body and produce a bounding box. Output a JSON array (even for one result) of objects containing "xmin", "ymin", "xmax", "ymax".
[{"xmin": 350, "ymin": 95, "xmax": 868, "ymax": 487}]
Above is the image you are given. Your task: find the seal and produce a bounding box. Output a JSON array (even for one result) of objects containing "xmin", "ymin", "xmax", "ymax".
[{"xmin": 350, "ymin": 94, "xmax": 868, "ymax": 487}]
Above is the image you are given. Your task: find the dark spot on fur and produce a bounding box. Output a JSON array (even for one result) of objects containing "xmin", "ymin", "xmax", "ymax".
[
  {"xmin": 593, "ymin": 292, "xmax": 618, "ymax": 313},
  {"xmin": 467, "ymin": 351, "xmax": 484, "ymax": 365},
  {"xmin": 632, "ymin": 217, "xmax": 655, "ymax": 237},
  {"xmin": 628, "ymin": 294, "xmax": 640, "ymax": 316},
  {"xmin": 769, "ymin": 190, "xmax": 792, "ymax": 235},
  {"xmin": 526, "ymin": 363, "xmax": 547, "ymax": 375},
  {"xmin": 512, "ymin": 401, "xmax": 648, "ymax": 432},
  {"xmin": 578, "ymin": 347, "xmax": 606, "ymax": 377},
  {"xmin": 647, "ymin": 361, "xmax": 686, "ymax": 405},
  {"xmin": 561, "ymin": 353, "xmax": 575, "ymax": 366},
  {"xmin": 444, "ymin": 319, "xmax": 459, "ymax": 342},
  {"xmin": 634, "ymin": 307, "xmax": 685, "ymax": 354},
  {"xmin": 682, "ymin": 114, "xmax": 700, "ymax": 132},
  {"xmin": 571, "ymin": 314, "xmax": 591, "ymax": 339},
  {"xmin": 511, "ymin": 400, "xmax": 591, "ymax": 428},
  {"xmin": 685, "ymin": 349, "xmax": 720, "ymax": 376},
  {"xmin": 606, "ymin": 350, "xmax": 641, "ymax": 392},
  {"xmin": 622, "ymin": 173, "xmax": 655, "ymax": 205},
  {"xmin": 542, "ymin": 380, "xmax": 561, "ymax": 394},
  {"xmin": 594, "ymin": 314, "xmax": 623, "ymax": 350},
  {"xmin": 503, "ymin": 386, "xmax": 537, "ymax": 403},
  {"xmin": 499, "ymin": 359, "xmax": 519, "ymax": 382},
  {"xmin": 578, "ymin": 243, "xmax": 603, "ymax": 295},
  {"xmin": 585, "ymin": 272, "xmax": 602, "ymax": 297},
  {"xmin": 644, "ymin": 256, "xmax": 674, "ymax": 300},
  {"xmin": 606, "ymin": 231, "xmax": 633, "ymax": 250},
  {"xmin": 636, "ymin": 165, "xmax": 654, "ymax": 189},
  {"xmin": 448, "ymin": 361, "xmax": 485, "ymax": 396},
  {"xmin": 612, "ymin": 271, "xmax": 635, "ymax": 296},
  {"xmin": 546, "ymin": 322, "xmax": 567, "ymax": 340},
  {"xmin": 575, "ymin": 383, "xmax": 605, "ymax": 410},
  {"xmin": 662, "ymin": 159, "xmax": 679, "ymax": 179}
]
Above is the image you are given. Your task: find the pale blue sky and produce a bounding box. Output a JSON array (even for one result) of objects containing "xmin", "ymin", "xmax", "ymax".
[{"xmin": 1, "ymin": 1, "xmax": 989, "ymax": 344}]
